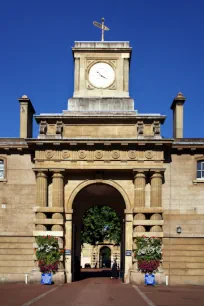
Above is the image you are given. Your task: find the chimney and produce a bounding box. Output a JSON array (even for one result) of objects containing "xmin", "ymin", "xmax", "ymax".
[
  {"xmin": 170, "ymin": 92, "xmax": 186, "ymax": 138},
  {"xmin": 18, "ymin": 95, "xmax": 35, "ymax": 138}
]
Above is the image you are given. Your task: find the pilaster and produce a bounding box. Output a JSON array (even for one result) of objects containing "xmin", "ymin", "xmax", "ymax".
[
  {"xmin": 124, "ymin": 210, "xmax": 133, "ymax": 284},
  {"xmin": 65, "ymin": 212, "xmax": 73, "ymax": 283}
]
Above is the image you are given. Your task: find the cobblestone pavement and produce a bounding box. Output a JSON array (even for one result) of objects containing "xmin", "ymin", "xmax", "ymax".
[{"xmin": 1, "ymin": 278, "xmax": 204, "ymax": 306}]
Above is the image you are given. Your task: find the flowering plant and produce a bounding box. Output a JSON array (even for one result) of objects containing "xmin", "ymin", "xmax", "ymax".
[
  {"xmin": 36, "ymin": 236, "xmax": 61, "ymax": 274},
  {"xmin": 134, "ymin": 236, "xmax": 162, "ymax": 274}
]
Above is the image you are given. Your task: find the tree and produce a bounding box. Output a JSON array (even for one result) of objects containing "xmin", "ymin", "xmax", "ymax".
[{"xmin": 81, "ymin": 206, "xmax": 121, "ymax": 246}]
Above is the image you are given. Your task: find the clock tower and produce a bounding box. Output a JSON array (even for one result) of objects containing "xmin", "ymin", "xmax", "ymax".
[{"xmin": 68, "ymin": 41, "xmax": 134, "ymax": 112}]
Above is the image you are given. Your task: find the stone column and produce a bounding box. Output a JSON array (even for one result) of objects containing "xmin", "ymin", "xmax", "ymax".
[
  {"xmin": 65, "ymin": 212, "xmax": 72, "ymax": 283},
  {"xmin": 124, "ymin": 210, "xmax": 133, "ymax": 284},
  {"xmin": 133, "ymin": 171, "xmax": 146, "ymax": 207},
  {"xmin": 150, "ymin": 171, "xmax": 163, "ymax": 207},
  {"xmin": 36, "ymin": 171, "xmax": 48, "ymax": 207},
  {"xmin": 52, "ymin": 171, "xmax": 64, "ymax": 207}
]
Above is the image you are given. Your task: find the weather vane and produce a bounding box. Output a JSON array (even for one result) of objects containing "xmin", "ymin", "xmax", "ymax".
[{"xmin": 93, "ymin": 18, "xmax": 110, "ymax": 42}]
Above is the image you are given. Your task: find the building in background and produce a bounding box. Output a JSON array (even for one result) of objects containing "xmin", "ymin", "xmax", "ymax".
[{"xmin": 81, "ymin": 242, "xmax": 120, "ymax": 269}]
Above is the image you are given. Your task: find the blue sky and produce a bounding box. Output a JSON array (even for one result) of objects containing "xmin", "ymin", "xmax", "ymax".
[{"xmin": 0, "ymin": 0, "xmax": 204, "ymax": 138}]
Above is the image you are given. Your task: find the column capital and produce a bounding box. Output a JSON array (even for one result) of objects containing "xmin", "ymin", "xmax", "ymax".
[
  {"xmin": 52, "ymin": 172, "xmax": 64, "ymax": 179},
  {"xmin": 133, "ymin": 169, "xmax": 147, "ymax": 179},
  {"xmin": 36, "ymin": 171, "xmax": 48, "ymax": 178},
  {"xmin": 150, "ymin": 172, "xmax": 163, "ymax": 180},
  {"xmin": 133, "ymin": 172, "xmax": 146, "ymax": 180}
]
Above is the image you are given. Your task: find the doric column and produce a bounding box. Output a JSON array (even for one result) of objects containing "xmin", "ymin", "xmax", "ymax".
[
  {"xmin": 150, "ymin": 171, "xmax": 163, "ymax": 207},
  {"xmin": 36, "ymin": 171, "xmax": 48, "ymax": 207},
  {"xmin": 133, "ymin": 171, "xmax": 146, "ymax": 207},
  {"xmin": 52, "ymin": 171, "xmax": 64, "ymax": 207}
]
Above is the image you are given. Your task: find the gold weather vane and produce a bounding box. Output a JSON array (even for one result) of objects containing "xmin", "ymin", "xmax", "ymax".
[{"xmin": 93, "ymin": 18, "xmax": 110, "ymax": 41}]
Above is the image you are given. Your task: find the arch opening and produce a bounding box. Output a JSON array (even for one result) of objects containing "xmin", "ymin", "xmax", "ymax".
[{"xmin": 71, "ymin": 183, "xmax": 126, "ymax": 281}]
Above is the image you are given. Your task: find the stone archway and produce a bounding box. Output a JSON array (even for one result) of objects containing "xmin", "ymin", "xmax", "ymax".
[
  {"xmin": 66, "ymin": 179, "xmax": 131, "ymax": 211},
  {"xmin": 64, "ymin": 180, "xmax": 132, "ymax": 282}
]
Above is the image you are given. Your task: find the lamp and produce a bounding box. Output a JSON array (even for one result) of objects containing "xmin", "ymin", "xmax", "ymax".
[{"xmin": 176, "ymin": 226, "xmax": 182, "ymax": 234}]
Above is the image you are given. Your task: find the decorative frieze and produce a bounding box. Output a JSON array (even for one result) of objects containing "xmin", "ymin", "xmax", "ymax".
[{"xmin": 35, "ymin": 149, "xmax": 164, "ymax": 162}]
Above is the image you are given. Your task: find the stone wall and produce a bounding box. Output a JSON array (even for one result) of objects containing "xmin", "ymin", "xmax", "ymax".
[
  {"xmin": 0, "ymin": 154, "xmax": 36, "ymax": 282},
  {"xmin": 162, "ymin": 154, "xmax": 204, "ymax": 284}
]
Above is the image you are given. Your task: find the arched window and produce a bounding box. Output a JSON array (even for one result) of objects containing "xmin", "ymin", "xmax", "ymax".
[
  {"xmin": 197, "ymin": 160, "xmax": 204, "ymax": 179},
  {"xmin": 0, "ymin": 160, "xmax": 4, "ymax": 179}
]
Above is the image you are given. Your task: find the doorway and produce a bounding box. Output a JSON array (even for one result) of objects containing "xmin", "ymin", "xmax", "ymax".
[{"xmin": 99, "ymin": 246, "xmax": 111, "ymax": 268}]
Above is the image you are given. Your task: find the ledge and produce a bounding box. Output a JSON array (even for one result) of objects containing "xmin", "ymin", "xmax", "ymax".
[
  {"xmin": 33, "ymin": 231, "xmax": 64, "ymax": 237},
  {"xmin": 133, "ymin": 207, "xmax": 163, "ymax": 213},
  {"xmin": 133, "ymin": 220, "xmax": 163, "ymax": 226},
  {"xmin": 0, "ymin": 179, "xmax": 7, "ymax": 183},
  {"xmin": 193, "ymin": 179, "xmax": 204, "ymax": 184},
  {"xmin": 34, "ymin": 219, "xmax": 64, "ymax": 225},
  {"xmin": 133, "ymin": 232, "xmax": 163, "ymax": 238},
  {"xmin": 34, "ymin": 207, "xmax": 64, "ymax": 213}
]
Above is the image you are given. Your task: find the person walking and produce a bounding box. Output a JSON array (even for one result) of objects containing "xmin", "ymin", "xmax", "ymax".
[{"xmin": 111, "ymin": 259, "xmax": 118, "ymax": 279}]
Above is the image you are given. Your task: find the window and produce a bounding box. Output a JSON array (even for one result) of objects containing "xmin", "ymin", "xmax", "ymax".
[
  {"xmin": 197, "ymin": 160, "xmax": 204, "ymax": 179},
  {"xmin": 0, "ymin": 160, "xmax": 4, "ymax": 179}
]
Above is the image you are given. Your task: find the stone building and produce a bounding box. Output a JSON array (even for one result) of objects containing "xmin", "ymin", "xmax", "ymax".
[
  {"xmin": 81, "ymin": 242, "xmax": 120, "ymax": 269},
  {"xmin": 0, "ymin": 40, "xmax": 204, "ymax": 285}
]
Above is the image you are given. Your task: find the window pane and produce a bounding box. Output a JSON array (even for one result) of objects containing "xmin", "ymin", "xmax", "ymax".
[
  {"xmin": 197, "ymin": 170, "xmax": 202, "ymax": 178},
  {"xmin": 202, "ymin": 162, "xmax": 204, "ymax": 171},
  {"xmin": 0, "ymin": 160, "xmax": 4, "ymax": 179},
  {"xmin": 0, "ymin": 170, "xmax": 4, "ymax": 179},
  {"xmin": 197, "ymin": 161, "xmax": 202, "ymax": 170},
  {"xmin": 202, "ymin": 171, "xmax": 204, "ymax": 178}
]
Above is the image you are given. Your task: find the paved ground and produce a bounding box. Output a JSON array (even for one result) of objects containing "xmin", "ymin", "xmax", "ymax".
[{"xmin": 1, "ymin": 278, "xmax": 204, "ymax": 306}]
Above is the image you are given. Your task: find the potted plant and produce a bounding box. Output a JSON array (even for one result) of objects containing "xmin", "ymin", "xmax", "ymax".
[
  {"xmin": 35, "ymin": 235, "xmax": 61, "ymax": 284},
  {"xmin": 134, "ymin": 236, "xmax": 162, "ymax": 285}
]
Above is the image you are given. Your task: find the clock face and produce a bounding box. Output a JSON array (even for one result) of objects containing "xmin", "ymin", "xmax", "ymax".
[{"xmin": 88, "ymin": 62, "xmax": 115, "ymax": 89}]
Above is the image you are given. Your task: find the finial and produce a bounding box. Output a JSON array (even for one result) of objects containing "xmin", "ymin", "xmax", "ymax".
[
  {"xmin": 93, "ymin": 18, "xmax": 110, "ymax": 41},
  {"xmin": 175, "ymin": 92, "xmax": 186, "ymax": 100}
]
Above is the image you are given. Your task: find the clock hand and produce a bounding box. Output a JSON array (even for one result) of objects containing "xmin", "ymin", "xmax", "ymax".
[{"xmin": 97, "ymin": 71, "xmax": 107, "ymax": 79}]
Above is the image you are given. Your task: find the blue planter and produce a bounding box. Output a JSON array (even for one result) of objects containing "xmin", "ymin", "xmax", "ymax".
[
  {"xmin": 145, "ymin": 274, "xmax": 155, "ymax": 285},
  {"xmin": 41, "ymin": 273, "xmax": 52, "ymax": 285}
]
